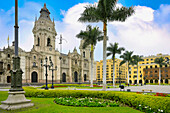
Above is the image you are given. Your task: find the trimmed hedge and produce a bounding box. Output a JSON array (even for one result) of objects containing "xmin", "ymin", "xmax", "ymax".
[
  {"xmin": 24, "ymin": 87, "xmax": 170, "ymax": 113},
  {"xmin": 41, "ymin": 84, "xmax": 94, "ymax": 88}
]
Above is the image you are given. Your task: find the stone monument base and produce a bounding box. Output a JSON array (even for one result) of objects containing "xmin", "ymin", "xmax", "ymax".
[{"xmin": 0, "ymin": 91, "xmax": 34, "ymax": 110}]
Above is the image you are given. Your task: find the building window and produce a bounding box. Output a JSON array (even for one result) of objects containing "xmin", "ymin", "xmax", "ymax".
[
  {"xmin": 150, "ymin": 71, "xmax": 152, "ymax": 73},
  {"xmin": 7, "ymin": 64, "xmax": 10, "ymax": 71},
  {"xmin": 146, "ymin": 66, "xmax": 148, "ymax": 69},
  {"xmin": 155, "ymin": 74, "xmax": 157, "ymax": 77},
  {"xmin": 165, "ymin": 65, "xmax": 167, "ymax": 67},
  {"xmin": 47, "ymin": 38, "xmax": 51, "ymax": 46},
  {"xmin": 83, "ymin": 52, "xmax": 85, "ymax": 58},
  {"xmin": 33, "ymin": 62, "xmax": 36, "ymax": 67},
  {"xmin": 75, "ymin": 60, "xmax": 77, "ymax": 64},
  {"xmin": 84, "ymin": 63, "xmax": 86, "ymax": 67},
  {"xmin": 63, "ymin": 59, "xmax": 66, "ymax": 64},
  {"xmin": 37, "ymin": 37, "xmax": 40, "ymax": 46},
  {"xmin": 150, "ymin": 66, "xmax": 152, "ymax": 68},
  {"xmin": 155, "ymin": 65, "xmax": 157, "ymax": 68},
  {"xmin": 8, "ymin": 54, "xmax": 10, "ymax": 58},
  {"xmin": 146, "ymin": 59, "xmax": 149, "ymax": 61},
  {"xmin": 150, "ymin": 75, "xmax": 153, "ymax": 77},
  {"xmin": 34, "ymin": 56, "xmax": 36, "ymax": 59},
  {"xmin": 155, "ymin": 70, "xmax": 157, "ymax": 73}
]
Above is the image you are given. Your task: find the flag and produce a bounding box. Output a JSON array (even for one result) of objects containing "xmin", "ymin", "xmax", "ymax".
[{"xmin": 7, "ymin": 35, "xmax": 9, "ymax": 41}]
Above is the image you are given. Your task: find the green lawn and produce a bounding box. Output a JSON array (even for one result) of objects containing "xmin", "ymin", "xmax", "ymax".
[{"xmin": 0, "ymin": 91, "xmax": 143, "ymax": 113}]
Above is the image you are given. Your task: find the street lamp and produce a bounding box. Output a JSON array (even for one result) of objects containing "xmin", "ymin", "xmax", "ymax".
[
  {"xmin": 49, "ymin": 57, "xmax": 57, "ymax": 89},
  {"xmin": 41, "ymin": 57, "xmax": 50, "ymax": 90}
]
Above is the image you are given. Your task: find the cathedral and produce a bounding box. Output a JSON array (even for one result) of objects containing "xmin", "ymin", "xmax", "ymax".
[{"xmin": 0, "ymin": 4, "xmax": 96, "ymax": 84}]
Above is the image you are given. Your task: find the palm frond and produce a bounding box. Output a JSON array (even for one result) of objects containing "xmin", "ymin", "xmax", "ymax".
[
  {"xmin": 78, "ymin": 5, "xmax": 100, "ymax": 23},
  {"xmin": 120, "ymin": 60, "xmax": 126, "ymax": 66},
  {"xmin": 109, "ymin": 6, "xmax": 134, "ymax": 22},
  {"xmin": 76, "ymin": 25, "xmax": 103, "ymax": 49}
]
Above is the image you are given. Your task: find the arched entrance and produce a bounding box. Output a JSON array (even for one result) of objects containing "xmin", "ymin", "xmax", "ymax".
[
  {"xmin": 74, "ymin": 71, "xmax": 78, "ymax": 82},
  {"xmin": 7, "ymin": 76, "xmax": 11, "ymax": 83},
  {"xmin": 129, "ymin": 80, "xmax": 132, "ymax": 84},
  {"xmin": 84, "ymin": 74, "xmax": 87, "ymax": 81},
  {"xmin": 139, "ymin": 80, "xmax": 142, "ymax": 84},
  {"xmin": 165, "ymin": 79, "xmax": 168, "ymax": 84},
  {"xmin": 161, "ymin": 79, "xmax": 163, "ymax": 83},
  {"xmin": 134, "ymin": 80, "xmax": 137, "ymax": 84},
  {"xmin": 155, "ymin": 79, "xmax": 158, "ymax": 83},
  {"xmin": 31, "ymin": 72, "xmax": 38, "ymax": 83},
  {"xmin": 62, "ymin": 73, "xmax": 66, "ymax": 82},
  {"xmin": 150, "ymin": 79, "xmax": 153, "ymax": 83},
  {"xmin": 145, "ymin": 80, "xmax": 148, "ymax": 83}
]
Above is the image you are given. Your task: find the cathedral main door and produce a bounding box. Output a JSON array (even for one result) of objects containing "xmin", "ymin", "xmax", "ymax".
[
  {"xmin": 62, "ymin": 73, "xmax": 66, "ymax": 82},
  {"xmin": 74, "ymin": 71, "xmax": 78, "ymax": 82},
  {"xmin": 31, "ymin": 72, "xmax": 38, "ymax": 83}
]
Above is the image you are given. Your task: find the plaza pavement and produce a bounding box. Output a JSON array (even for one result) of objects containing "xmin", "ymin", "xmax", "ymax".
[
  {"xmin": 76, "ymin": 85, "xmax": 170, "ymax": 94},
  {"xmin": 0, "ymin": 85, "xmax": 169, "ymax": 94}
]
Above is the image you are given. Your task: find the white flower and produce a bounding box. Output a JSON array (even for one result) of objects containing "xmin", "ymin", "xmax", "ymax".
[
  {"xmin": 149, "ymin": 108, "xmax": 151, "ymax": 110},
  {"xmin": 145, "ymin": 106, "xmax": 148, "ymax": 108},
  {"xmin": 158, "ymin": 109, "xmax": 160, "ymax": 111},
  {"xmin": 161, "ymin": 110, "xmax": 163, "ymax": 112},
  {"xmin": 139, "ymin": 105, "xmax": 141, "ymax": 106}
]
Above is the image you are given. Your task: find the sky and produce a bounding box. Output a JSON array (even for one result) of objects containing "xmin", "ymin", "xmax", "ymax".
[{"xmin": 0, "ymin": 0, "xmax": 170, "ymax": 61}]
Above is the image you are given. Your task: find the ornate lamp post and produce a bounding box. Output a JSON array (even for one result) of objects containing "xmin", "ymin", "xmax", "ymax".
[
  {"xmin": 49, "ymin": 58, "xmax": 57, "ymax": 89},
  {"xmin": 0, "ymin": 0, "xmax": 34, "ymax": 110},
  {"xmin": 41, "ymin": 57, "xmax": 50, "ymax": 90}
]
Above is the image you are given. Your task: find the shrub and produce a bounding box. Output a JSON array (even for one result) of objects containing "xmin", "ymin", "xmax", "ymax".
[{"xmin": 24, "ymin": 87, "xmax": 170, "ymax": 113}]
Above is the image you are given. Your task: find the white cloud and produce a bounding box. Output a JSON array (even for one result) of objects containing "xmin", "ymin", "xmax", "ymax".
[{"xmin": 0, "ymin": 2, "xmax": 170, "ymax": 61}]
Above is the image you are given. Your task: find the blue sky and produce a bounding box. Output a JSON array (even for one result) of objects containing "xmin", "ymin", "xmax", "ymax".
[{"xmin": 0, "ymin": 0, "xmax": 170, "ymax": 61}]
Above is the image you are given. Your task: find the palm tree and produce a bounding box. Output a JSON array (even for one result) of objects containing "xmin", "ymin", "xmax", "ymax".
[
  {"xmin": 76, "ymin": 25, "xmax": 103, "ymax": 87},
  {"xmin": 78, "ymin": 0, "xmax": 134, "ymax": 90},
  {"xmin": 154, "ymin": 57, "xmax": 166, "ymax": 85},
  {"xmin": 131, "ymin": 55, "xmax": 144, "ymax": 85},
  {"xmin": 107, "ymin": 43, "xmax": 125, "ymax": 87},
  {"xmin": 120, "ymin": 51, "xmax": 133, "ymax": 85}
]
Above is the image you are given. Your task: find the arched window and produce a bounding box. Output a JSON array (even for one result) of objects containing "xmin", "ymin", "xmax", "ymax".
[
  {"xmin": 8, "ymin": 54, "xmax": 10, "ymax": 58},
  {"xmin": 47, "ymin": 38, "xmax": 51, "ymax": 46},
  {"xmin": 37, "ymin": 37, "xmax": 40, "ymax": 46},
  {"xmin": 83, "ymin": 52, "xmax": 85, "ymax": 58},
  {"xmin": 33, "ymin": 62, "xmax": 36, "ymax": 67},
  {"xmin": 7, "ymin": 64, "xmax": 10, "ymax": 71}
]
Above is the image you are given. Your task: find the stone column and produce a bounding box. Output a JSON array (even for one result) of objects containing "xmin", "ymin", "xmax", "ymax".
[{"xmin": 69, "ymin": 57, "xmax": 72, "ymax": 82}]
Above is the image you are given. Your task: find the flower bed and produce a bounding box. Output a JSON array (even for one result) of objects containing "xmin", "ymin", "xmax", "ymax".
[
  {"xmin": 85, "ymin": 85, "xmax": 102, "ymax": 87},
  {"xmin": 54, "ymin": 97, "xmax": 119, "ymax": 107}
]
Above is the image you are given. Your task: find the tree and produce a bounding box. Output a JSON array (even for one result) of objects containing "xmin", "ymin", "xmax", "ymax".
[
  {"xmin": 78, "ymin": 0, "xmax": 134, "ymax": 90},
  {"xmin": 120, "ymin": 51, "xmax": 133, "ymax": 85},
  {"xmin": 131, "ymin": 55, "xmax": 144, "ymax": 85},
  {"xmin": 76, "ymin": 25, "xmax": 103, "ymax": 87},
  {"xmin": 154, "ymin": 57, "xmax": 166, "ymax": 85},
  {"xmin": 107, "ymin": 42, "xmax": 125, "ymax": 87}
]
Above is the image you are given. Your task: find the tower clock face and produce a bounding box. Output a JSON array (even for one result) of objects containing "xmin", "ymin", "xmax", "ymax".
[{"xmin": 49, "ymin": 48, "xmax": 52, "ymax": 51}]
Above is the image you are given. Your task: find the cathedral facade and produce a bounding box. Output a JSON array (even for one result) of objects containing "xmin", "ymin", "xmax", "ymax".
[{"xmin": 0, "ymin": 4, "xmax": 96, "ymax": 84}]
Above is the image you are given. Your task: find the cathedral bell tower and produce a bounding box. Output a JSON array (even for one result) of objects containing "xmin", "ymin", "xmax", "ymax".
[
  {"xmin": 79, "ymin": 40, "xmax": 91, "ymax": 60},
  {"xmin": 32, "ymin": 3, "xmax": 57, "ymax": 53}
]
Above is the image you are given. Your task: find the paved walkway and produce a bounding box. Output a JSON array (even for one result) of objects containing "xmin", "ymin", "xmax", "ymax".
[
  {"xmin": 0, "ymin": 85, "xmax": 169, "ymax": 93},
  {"xmin": 77, "ymin": 85, "xmax": 170, "ymax": 94}
]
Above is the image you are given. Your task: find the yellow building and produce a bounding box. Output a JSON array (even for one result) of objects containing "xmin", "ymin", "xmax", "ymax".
[
  {"xmin": 96, "ymin": 59, "xmax": 127, "ymax": 84},
  {"xmin": 129, "ymin": 53, "xmax": 170, "ymax": 84}
]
